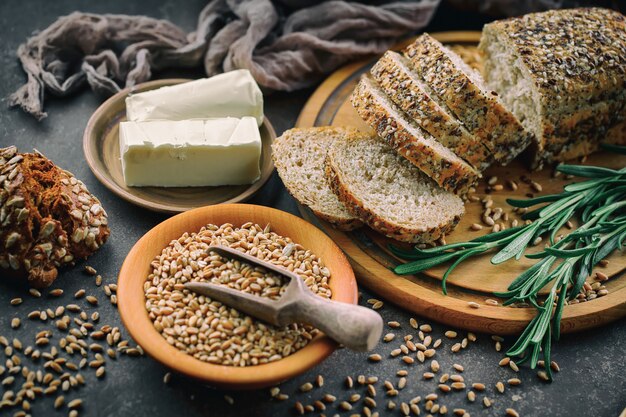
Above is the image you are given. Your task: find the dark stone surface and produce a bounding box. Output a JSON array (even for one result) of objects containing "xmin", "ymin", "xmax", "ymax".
[{"xmin": 0, "ymin": 1, "xmax": 624, "ymax": 416}]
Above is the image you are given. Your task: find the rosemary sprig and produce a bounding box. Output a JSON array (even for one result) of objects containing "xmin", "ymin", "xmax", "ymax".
[{"xmin": 392, "ymin": 145, "xmax": 626, "ymax": 379}]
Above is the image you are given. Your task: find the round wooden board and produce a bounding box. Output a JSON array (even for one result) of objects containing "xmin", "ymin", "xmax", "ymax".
[
  {"xmin": 295, "ymin": 31, "xmax": 626, "ymax": 335},
  {"xmin": 83, "ymin": 79, "xmax": 276, "ymax": 214}
]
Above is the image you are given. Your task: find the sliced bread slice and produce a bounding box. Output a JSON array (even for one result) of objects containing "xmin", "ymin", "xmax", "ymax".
[
  {"xmin": 325, "ymin": 130, "xmax": 464, "ymax": 243},
  {"xmin": 272, "ymin": 127, "xmax": 362, "ymax": 231},
  {"xmin": 404, "ymin": 33, "xmax": 534, "ymax": 165},
  {"xmin": 370, "ymin": 51, "xmax": 494, "ymax": 172},
  {"xmin": 351, "ymin": 75, "xmax": 480, "ymax": 195}
]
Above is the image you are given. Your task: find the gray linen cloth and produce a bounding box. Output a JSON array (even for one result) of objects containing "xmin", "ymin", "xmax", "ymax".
[{"xmin": 9, "ymin": 0, "xmax": 440, "ymax": 120}]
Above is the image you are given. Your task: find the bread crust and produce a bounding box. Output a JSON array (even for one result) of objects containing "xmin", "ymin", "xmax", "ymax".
[
  {"xmin": 480, "ymin": 8, "xmax": 626, "ymax": 167},
  {"xmin": 371, "ymin": 51, "xmax": 494, "ymax": 172},
  {"xmin": 0, "ymin": 146, "xmax": 110, "ymax": 288},
  {"xmin": 604, "ymin": 119, "xmax": 626, "ymax": 146},
  {"xmin": 324, "ymin": 133, "xmax": 463, "ymax": 244},
  {"xmin": 271, "ymin": 127, "xmax": 362, "ymax": 231},
  {"xmin": 311, "ymin": 209, "xmax": 363, "ymax": 231},
  {"xmin": 405, "ymin": 33, "xmax": 533, "ymax": 165},
  {"xmin": 351, "ymin": 75, "xmax": 480, "ymax": 195}
]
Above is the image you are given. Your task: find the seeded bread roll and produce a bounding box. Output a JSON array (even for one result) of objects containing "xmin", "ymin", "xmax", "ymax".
[
  {"xmin": 404, "ymin": 33, "xmax": 534, "ymax": 165},
  {"xmin": 325, "ymin": 130, "xmax": 464, "ymax": 243},
  {"xmin": 351, "ymin": 75, "xmax": 480, "ymax": 195},
  {"xmin": 480, "ymin": 8, "xmax": 626, "ymax": 168},
  {"xmin": 370, "ymin": 51, "xmax": 494, "ymax": 172},
  {"xmin": 0, "ymin": 146, "xmax": 110, "ymax": 288},
  {"xmin": 272, "ymin": 127, "xmax": 362, "ymax": 231}
]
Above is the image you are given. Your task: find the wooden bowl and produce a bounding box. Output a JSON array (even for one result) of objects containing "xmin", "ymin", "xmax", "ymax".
[
  {"xmin": 117, "ymin": 204, "xmax": 358, "ymax": 389},
  {"xmin": 83, "ymin": 79, "xmax": 276, "ymax": 213}
]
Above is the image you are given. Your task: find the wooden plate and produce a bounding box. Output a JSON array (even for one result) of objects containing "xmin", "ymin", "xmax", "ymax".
[
  {"xmin": 117, "ymin": 204, "xmax": 357, "ymax": 389},
  {"xmin": 295, "ymin": 31, "xmax": 626, "ymax": 335},
  {"xmin": 83, "ymin": 79, "xmax": 276, "ymax": 213}
]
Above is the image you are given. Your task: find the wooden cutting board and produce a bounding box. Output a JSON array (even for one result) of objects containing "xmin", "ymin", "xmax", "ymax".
[{"xmin": 295, "ymin": 31, "xmax": 626, "ymax": 335}]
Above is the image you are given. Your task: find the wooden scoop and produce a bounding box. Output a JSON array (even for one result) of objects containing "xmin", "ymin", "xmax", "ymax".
[{"xmin": 184, "ymin": 246, "xmax": 383, "ymax": 351}]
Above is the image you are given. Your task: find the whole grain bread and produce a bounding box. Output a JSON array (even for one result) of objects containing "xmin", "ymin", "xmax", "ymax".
[
  {"xmin": 370, "ymin": 51, "xmax": 494, "ymax": 172},
  {"xmin": 325, "ymin": 130, "xmax": 464, "ymax": 243},
  {"xmin": 604, "ymin": 120, "xmax": 626, "ymax": 146},
  {"xmin": 0, "ymin": 146, "xmax": 110, "ymax": 288},
  {"xmin": 479, "ymin": 8, "xmax": 626, "ymax": 168},
  {"xmin": 272, "ymin": 127, "xmax": 362, "ymax": 231},
  {"xmin": 404, "ymin": 33, "xmax": 533, "ymax": 165},
  {"xmin": 351, "ymin": 75, "xmax": 480, "ymax": 195}
]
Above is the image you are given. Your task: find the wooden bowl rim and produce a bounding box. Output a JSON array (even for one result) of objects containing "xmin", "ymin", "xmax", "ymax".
[
  {"xmin": 82, "ymin": 78, "xmax": 276, "ymax": 213},
  {"xmin": 117, "ymin": 204, "xmax": 357, "ymax": 388}
]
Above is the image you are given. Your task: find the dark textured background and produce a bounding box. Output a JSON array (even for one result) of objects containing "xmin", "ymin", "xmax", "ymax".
[{"xmin": 0, "ymin": 1, "xmax": 624, "ymax": 416}]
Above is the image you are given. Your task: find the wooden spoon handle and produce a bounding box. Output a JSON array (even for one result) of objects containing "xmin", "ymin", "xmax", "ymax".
[{"xmin": 287, "ymin": 294, "xmax": 383, "ymax": 351}]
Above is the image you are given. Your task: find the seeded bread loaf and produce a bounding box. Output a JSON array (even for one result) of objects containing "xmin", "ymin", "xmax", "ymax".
[
  {"xmin": 351, "ymin": 75, "xmax": 480, "ymax": 195},
  {"xmin": 479, "ymin": 8, "xmax": 626, "ymax": 168},
  {"xmin": 272, "ymin": 127, "xmax": 362, "ymax": 231},
  {"xmin": 325, "ymin": 130, "xmax": 464, "ymax": 243},
  {"xmin": 605, "ymin": 120, "xmax": 626, "ymax": 146},
  {"xmin": 0, "ymin": 146, "xmax": 110, "ymax": 288},
  {"xmin": 404, "ymin": 33, "xmax": 534, "ymax": 165},
  {"xmin": 370, "ymin": 51, "xmax": 494, "ymax": 172}
]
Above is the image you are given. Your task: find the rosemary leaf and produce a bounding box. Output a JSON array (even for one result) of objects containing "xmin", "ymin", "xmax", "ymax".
[
  {"xmin": 391, "ymin": 147, "xmax": 626, "ymax": 380},
  {"xmin": 491, "ymin": 223, "xmax": 539, "ymax": 264},
  {"xmin": 556, "ymin": 164, "xmax": 620, "ymax": 178}
]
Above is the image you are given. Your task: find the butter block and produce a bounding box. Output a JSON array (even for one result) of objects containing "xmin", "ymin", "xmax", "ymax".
[
  {"xmin": 125, "ymin": 70, "xmax": 264, "ymax": 126},
  {"xmin": 119, "ymin": 117, "xmax": 262, "ymax": 187}
]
